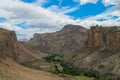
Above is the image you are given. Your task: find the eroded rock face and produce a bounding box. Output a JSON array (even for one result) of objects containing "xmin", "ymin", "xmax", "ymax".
[
  {"xmin": 0, "ymin": 28, "xmax": 43, "ymax": 62},
  {"xmin": 0, "ymin": 28, "xmax": 17, "ymax": 59},
  {"xmin": 86, "ymin": 26, "xmax": 120, "ymax": 50},
  {"xmin": 63, "ymin": 49, "xmax": 120, "ymax": 80},
  {"xmin": 27, "ymin": 24, "xmax": 88, "ymax": 54}
]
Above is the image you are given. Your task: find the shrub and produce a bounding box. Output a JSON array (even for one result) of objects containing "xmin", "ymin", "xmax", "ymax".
[
  {"xmin": 44, "ymin": 54, "xmax": 63, "ymax": 62},
  {"xmin": 62, "ymin": 64, "xmax": 81, "ymax": 75}
]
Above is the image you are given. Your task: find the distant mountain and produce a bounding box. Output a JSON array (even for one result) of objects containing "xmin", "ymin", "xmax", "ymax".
[
  {"xmin": 26, "ymin": 24, "xmax": 88, "ymax": 54},
  {"xmin": 0, "ymin": 28, "xmax": 43, "ymax": 63}
]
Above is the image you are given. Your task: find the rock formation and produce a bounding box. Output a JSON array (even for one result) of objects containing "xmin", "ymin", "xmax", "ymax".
[
  {"xmin": 86, "ymin": 26, "xmax": 120, "ymax": 50},
  {"xmin": 26, "ymin": 24, "xmax": 88, "ymax": 54},
  {"xmin": 0, "ymin": 28, "xmax": 43, "ymax": 63},
  {"xmin": 0, "ymin": 28, "xmax": 17, "ymax": 59}
]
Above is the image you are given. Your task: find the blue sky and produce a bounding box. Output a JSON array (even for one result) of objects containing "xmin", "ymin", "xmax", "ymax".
[
  {"xmin": 21, "ymin": 0, "xmax": 37, "ymax": 3},
  {"xmin": 0, "ymin": 0, "xmax": 120, "ymax": 40},
  {"xmin": 68, "ymin": 1, "xmax": 111, "ymax": 19},
  {"xmin": 21, "ymin": 0, "xmax": 113, "ymax": 19},
  {"xmin": 0, "ymin": 18, "xmax": 7, "ymax": 22}
]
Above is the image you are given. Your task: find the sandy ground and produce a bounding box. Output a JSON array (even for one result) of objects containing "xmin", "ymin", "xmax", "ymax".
[{"xmin": 0, "ymin": 59, "xmax": 64, "ymax": 80}]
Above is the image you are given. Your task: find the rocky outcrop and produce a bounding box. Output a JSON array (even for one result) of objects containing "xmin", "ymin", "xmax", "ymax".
[
  {"xmin": 0, "ymin": 28, "xmax": 17, "ymax": 59},
  {"xmin": 27, "ymin": 24, "xmax": 88, "ymax": 54},
  {"xmin": 86, "ymin": 26, "xmax": 120, "ymax": 50},
  {"xmin": 0, "ymin": 28, "xmax": 43, "ymax": 62}
]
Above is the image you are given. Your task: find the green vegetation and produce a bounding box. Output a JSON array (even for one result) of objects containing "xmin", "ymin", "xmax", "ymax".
[
  {"xmin": 84, "ymin": 72, "xmax": 106, "ymax": 80},
  {"xmin": 22, "ymin": 54, "xmax": 107, "ymax": 80},
  {"xmin": 43, "ymin": 54, "xmax": 81, "ymax": 76},
  {"xmin": 61, "ymin": 64, "xmax": 81, "ymax": 75},
  {"xmin": 44, "ymin": 54, "xmax": 107, "ymax": 80},
  {"xmin": 84, "ymin": 72, "xmax": 96, "ymax": 77},
  {"xmin": 43, "ymin": 54, "xmax": 63, "ymax": 62}
]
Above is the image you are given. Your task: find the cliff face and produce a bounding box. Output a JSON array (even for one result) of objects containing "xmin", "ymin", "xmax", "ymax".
[
  {"xmin": 0, "ymin": 28, "xmax": 43, "ymax": 62},
  {"xmin": 86, "ymin": 26, "xmax": 120, "ymax": 50},
  {"xmin": 0, "ymin": 28, "xmax": 17, "ymax": 59},
  {"xmin": 26, "ymin": 24, "xmax": 88, "ymax": 54}
]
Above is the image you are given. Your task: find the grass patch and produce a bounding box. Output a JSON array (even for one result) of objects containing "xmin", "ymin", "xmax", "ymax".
[{"xmin": 75, "ymin": 76, "xmax": 94, "ymax": 80}]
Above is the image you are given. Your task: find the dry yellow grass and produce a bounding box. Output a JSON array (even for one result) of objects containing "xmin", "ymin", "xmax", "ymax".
[
  {"xmin": 0, "ymin": 59, "xmax": 63, "ymax": 80},
  {"xmin": 74, "ymin": 76, "xmax": 94, "ymax": 80}
]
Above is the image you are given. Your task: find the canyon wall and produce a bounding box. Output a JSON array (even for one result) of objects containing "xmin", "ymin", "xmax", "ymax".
[
  {"xmin": 0, "ymin": 28, "xmax": 17, "ymax": 59},
  {"xmin": 86, "ymin": 26, "xmax": 120, "ymax": 50},
  {"xmin": 0, "ymin": 28, "xmax": 43, "ymax": 62}
]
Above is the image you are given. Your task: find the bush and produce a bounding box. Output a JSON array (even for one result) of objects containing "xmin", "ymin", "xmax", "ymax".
[
  {"xmin": 84, "ymin": 72, "xmax": 96, "ymax": 77},
  {"xmin": 43, "ymin": 54, "xmax": 63, "ymax": 62},
  {"xmin": 62, "ymin": 64, "xmax": 81, "ymax": 75}
]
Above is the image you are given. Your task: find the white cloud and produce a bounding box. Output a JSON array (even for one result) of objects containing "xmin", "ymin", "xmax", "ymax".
[
  {"xmin": 102, "ymin": 0, "xmax": 118, "ymax": 6},
  {"xmin": 74, "ymin": 0, "xmax": 98, "ymax": 5},
  {"xmin": 47, "ymin": 5, "xmax": 79, "ymax": 14},
  {"xmin": 102, "ymin": 0, "xmax": 120, "ymax": 10},
  {"xmin": 79, "ymin": 8, "xmax": 120, "ymax": 27}
]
